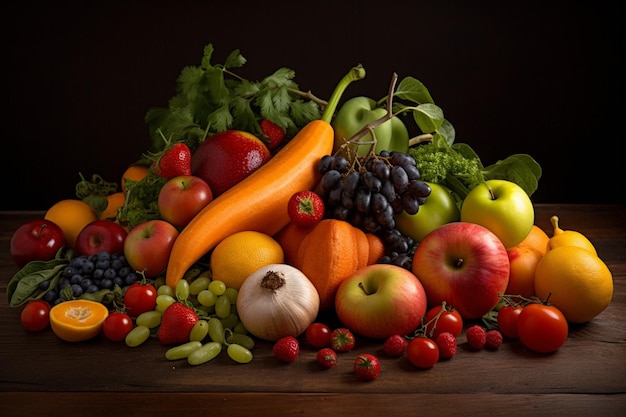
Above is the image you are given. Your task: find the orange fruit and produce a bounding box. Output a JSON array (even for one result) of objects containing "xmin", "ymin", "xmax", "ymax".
[
  {"xmin": 121, "ymin": 165, "xmax": 150, "ymax": 193},
  {"xmin": 534, "ymin": 246, "xmax": 613, "ymax": 323},
  {"xmin": 210, "ymin": 231, "xmax": 285, "ymax": 290},
  {"xmin": 49, "ymin": 299, "xmax": 109, "ymax": 342},
  {"xmin": 520, "ymin": 225, "xmax": 550, "ymax": 256},
  {"xmin": 44, "ymin": 199, "xmax": 98, "ymax": 249},
  {"xmin": 99, "ymin": 192, "xmax": 125, "ymax": 221},
  {"xmin": 506, "ymin": 244, "xmax": 543, "ymax": 298}
]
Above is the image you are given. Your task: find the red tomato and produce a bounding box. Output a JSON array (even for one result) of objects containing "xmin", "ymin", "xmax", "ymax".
[
  {"xmin": 305, "ymin": 322, "xmax": 332, "ymax": 348},
  {"xmin": 497, "ymin": 305, "xmax": 524, "ymax": 339},
  {"xmin": 424, "ymin": 305, "xmax": 463, "ymax": 338},
  {"xmin": 102, "ymin": 311, "xmax": 134, "ymax": 342},
  {"xmin": 517, "ymin": 304, "xmax": 568, "ymax": 353},
  {"xmin": 20, "ymin": 300, "xmax": 51, "ymax": 332},
  {"xmin": 406, "ymin": 337, "xmax": 439, "ymax": 369},
  {"xmin": 123, "ymin": 283, "xmax": 157, "ymax": 317}
]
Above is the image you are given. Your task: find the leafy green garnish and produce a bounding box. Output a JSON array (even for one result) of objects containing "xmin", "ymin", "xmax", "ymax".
[
  {"xmin": 143, "ymin": 43, "xmax": 324, "ymax": 158},
  {"xmin": 409, "ymin": 135, "xmax": 542, "ymax": 206}
]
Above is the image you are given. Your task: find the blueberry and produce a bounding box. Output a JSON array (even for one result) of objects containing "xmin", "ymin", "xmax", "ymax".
[
  {"xmin": 86, "ymin": 285, "xmax": 100, "ymax": 293},
  {"xmin": 71, "ymin": 284, "xmax": 83, "ymax": 297},
  {"xmin": 81, "ymin": 261, "xmax": 95, "ymax": 274},
  {"xmin": 96, "ymin": 260, "xmax": 110, "ymax": 270},
  {"xmin": 93, "ymin": 268, "xmax": 104, "ymax": 280},
  {"xmin": 104, "ymin": 268, "xmax": 116, "ymax": 280},
  {"xmin": 100, "ymin": 279, "xmax": 113, "ymax": 290},
  {"xmin": 118, "ymin": 266, "xmax": 130, "ymax": 278},
  {"xmin": 71, "ymin": 274, "xmax": 83, "ymax": 285},
  {"xmin": 125, "ymin": 272, "xmax": 138, "ymax": 285},
  {"xmin": 63, "ymin": 266, "xmax": 76, "ymax": 279},
  {"xmin": 111, "ymin": 259, "xmax": 124, "ymax": 271},
  {"xmin": 97, "ymin": 250, "xmax": 111, "ymax": 262},
  {"xmin": 80, "ymin": 278, "xmax": 93, "ymax": 290}
]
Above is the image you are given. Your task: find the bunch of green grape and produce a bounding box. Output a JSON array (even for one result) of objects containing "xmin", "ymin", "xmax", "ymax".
[{"xmin": 127, "ymin": 272, "xmax": 255, "ymax": 365}]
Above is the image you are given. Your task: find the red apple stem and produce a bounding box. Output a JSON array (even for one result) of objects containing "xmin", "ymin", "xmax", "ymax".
[{"xmin": 358, "ymin": 282, "xmax": 370, "ymax": 295}]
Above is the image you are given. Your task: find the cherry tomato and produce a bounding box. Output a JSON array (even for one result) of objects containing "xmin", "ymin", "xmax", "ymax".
[
  {"xmin": 124, "ymin": 283, "xmax": 157, "ymax": 317},
  {"xmin": 102, "ymin": 311, "xmax": 134, "ymax": 342},
  {"xmin": 497, "ymin": 305, "xmax": 524, "ymax": 339},
  {"xmin": 305, "ymin": 322, "xmax": 332, "ymax": 348},
  {"xmin": 406, "ymin": 337, "xmax": 439, "ymax": 369},
  {"xmin": 20, "ymin": 300, "xmax": 51, "ymax": 332},
  {"xmin": 517, "ymin": 304, "xmax": 568, "ymax": 353},
  {"xmin": 424, "ymin": 304, "xmax": 463, "ymax": 338}
]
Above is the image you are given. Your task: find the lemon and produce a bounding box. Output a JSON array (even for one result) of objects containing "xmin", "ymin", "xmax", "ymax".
[
  {"xmin": 210, "ymin": 231, "xmax": 285, "ymax": 290},
  {"xmin": 534, "ymin": 246, "xmax": 613, "ymax": 323}
]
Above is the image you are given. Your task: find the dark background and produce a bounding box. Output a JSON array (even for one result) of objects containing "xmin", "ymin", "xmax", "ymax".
[{"xmin": 4, "ymin": 0, "xmax": 624, "ymax": 211}]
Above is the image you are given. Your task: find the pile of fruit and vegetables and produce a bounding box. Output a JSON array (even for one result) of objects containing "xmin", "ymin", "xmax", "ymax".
[{"xmin": 7, "ymin": 44, "xmax": 614, "ymax": 379}]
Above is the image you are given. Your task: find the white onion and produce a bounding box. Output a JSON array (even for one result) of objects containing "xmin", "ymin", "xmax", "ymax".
[{"xmin": 236, "ymin": 264, "xmax": 320, "ymax": 342}]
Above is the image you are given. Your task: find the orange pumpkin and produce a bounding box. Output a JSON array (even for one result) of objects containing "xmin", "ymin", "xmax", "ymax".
[{"xmin": 295, "ymin": 219, "xmax": 361, "ymax": 311}]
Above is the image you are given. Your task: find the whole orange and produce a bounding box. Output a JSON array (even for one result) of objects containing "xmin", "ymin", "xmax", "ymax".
[
  {"xmin": 534, "ymin": 246, "xmax": 613, "ymax": 323},
  {"xmin": 121, "ymin": 165, "xmax": 150, "ymax": 193},
  {"xmin": 44, "ymin": 199, "xmax": 98, "ymax": 249},
  {"xmin": 210, "ymin": 231, "xmax": 284, "ymax": 290}
]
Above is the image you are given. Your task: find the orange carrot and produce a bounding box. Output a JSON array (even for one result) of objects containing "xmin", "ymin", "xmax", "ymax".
[{"xmin": 165, "ymin": 66, "xmax": 366, "ymax": 288}]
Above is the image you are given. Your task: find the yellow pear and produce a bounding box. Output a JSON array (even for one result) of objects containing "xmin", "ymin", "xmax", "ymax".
[{"xmin": 547, "ymin": 215, "xmax": 597, "ymax": 256}]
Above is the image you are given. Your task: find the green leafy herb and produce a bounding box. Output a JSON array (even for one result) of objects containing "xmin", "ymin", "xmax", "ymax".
[
  {"xmin": 143, "ymin": 43, "xmax": 325, "ymax": 158},
  {"xmin": 409, "ymin": 135, "xmax": 542, "ymax": 206}
]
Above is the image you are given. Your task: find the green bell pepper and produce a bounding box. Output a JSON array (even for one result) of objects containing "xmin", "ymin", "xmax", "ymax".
[{"xmin": 331, "ymin": 96, "xmax": 409, "ymax": 157}]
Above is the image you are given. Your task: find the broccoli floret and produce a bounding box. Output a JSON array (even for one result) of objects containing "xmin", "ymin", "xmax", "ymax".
[{"xmin": 408, "ymin": 138, "xmax": 485, "ymax": 203}]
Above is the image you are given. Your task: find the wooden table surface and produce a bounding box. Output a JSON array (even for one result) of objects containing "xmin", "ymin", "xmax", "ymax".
[{"xmin": 1, "ymin": 205, "xmax": 625, "ymax": 417}]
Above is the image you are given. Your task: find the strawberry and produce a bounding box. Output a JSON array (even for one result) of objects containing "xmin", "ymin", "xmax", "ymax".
[
  {"xmin": 330, "ymin": 328, "xmax": 355, "ymax": 352},
  {"xmin": 157, "ymin": 302, "xmax": 198, "ymax": 345},
  {"xmin": 466, "ymin": 325, "xmax": 487, "ymax": 350},
  {"xmin": 152, "ymin": 142, "xmax": 192, "ymax": 179},
  {"xmin": 287, "ymin": 190, "xmax": 325, "ymax": 227},
  {"xmin": 435, "ymin": 332, "xmax": 457, "ymax": 359},
  {"xmin": 353, "ymin": 353, "xmax": 381, "ymax": 381},
  {"xmin": 316, "ymin": 348, "xmax": 337, "ymax": 368},
  {"xmin": 485, "ymin": 329, "xmax": 503, "ymax": 350},
  {"xmin": 272, "ymin": 336, "xmax": 300, "ymax": 363},
  {"xmin": 260, "ymin": 119, "xmax": 286, "ymax": 151},
  {"xmin": 383, "ymin": 334, "xmax": 408, "ymax": 357}
]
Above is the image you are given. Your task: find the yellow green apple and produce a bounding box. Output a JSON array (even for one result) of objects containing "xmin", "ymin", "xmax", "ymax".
[{"xmin": 460, "ymin": 179, "xmax": 534, "ymax": 248}]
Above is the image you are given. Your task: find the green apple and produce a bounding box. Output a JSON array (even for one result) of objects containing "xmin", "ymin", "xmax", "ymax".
[
  {"xmin": 395, "ymin": 182, "xmax": 460, "ymax": 242},
  {"xmin": 460, "ymin": 179, "xmax": 534, "ymax": 248}
]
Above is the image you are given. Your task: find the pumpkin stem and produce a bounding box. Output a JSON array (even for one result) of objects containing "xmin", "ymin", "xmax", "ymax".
[{"xmin": 260, "ymin": 271, "xmax": 286, "ymax": 292}]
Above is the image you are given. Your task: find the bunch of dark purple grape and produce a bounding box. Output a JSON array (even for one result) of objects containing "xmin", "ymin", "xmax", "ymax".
[{"xmin": 316, "ymin": 150, "xmax": 431, "ymax": 234}]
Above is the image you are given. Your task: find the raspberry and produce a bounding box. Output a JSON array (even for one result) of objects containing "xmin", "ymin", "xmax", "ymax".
[
  {"xmin": 383, "ymin": 335, "xmax": 408, "ymax": 357},
  {"xmin": 485, "ymin": 329, "xmax": 503, "ymax": 350},
  {"xmin": 466, "ymin": 325, "xmax": 487, "ymax": 350},
  {"xmin": 435, "ymin": 332, "xmax": 457, "ymax": 359}
]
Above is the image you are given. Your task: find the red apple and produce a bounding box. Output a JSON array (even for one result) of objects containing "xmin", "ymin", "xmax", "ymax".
[
  {"xmin": 334, "ymin": 264, "xmax": 427, "ymax": 340},
  {"xmin": 411, "ymin": 222, "xmax": 510, "ymax": 320},
  {"xmin": 10, "ymin": 218, "xmax": 66, "ymax": 268},
  {"xmin": 124, "ymin": 220, "xmax": 179, "ymax": 278},
  {"xmin": 191, "ymin": 130, "xmax": 271, "ymax": 197},
  {"xmin": 158, "ymin": 175, "xmax": 213, "ymax": 228},
  {"xmin": 74, "ymin": 219, "xmax": 128, "ymax": 257}
]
